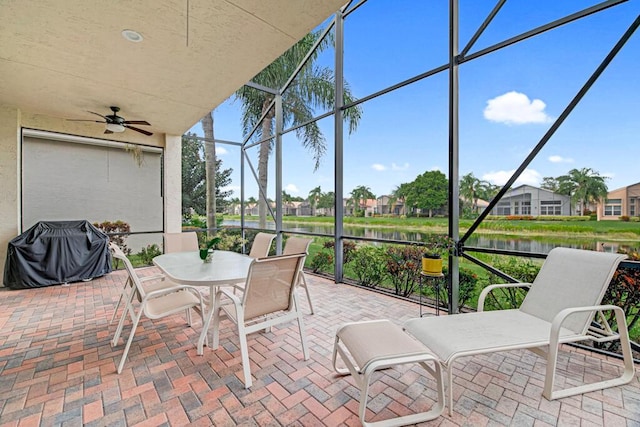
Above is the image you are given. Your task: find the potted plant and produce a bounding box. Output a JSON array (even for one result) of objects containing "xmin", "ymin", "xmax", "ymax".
[
  {"xmin": 421, "ymin": 234, "xmax": 454, "ymax": 276},
  {"xmin": 199, "ymin": 236, "xmax": 221, "ymax": 263}
]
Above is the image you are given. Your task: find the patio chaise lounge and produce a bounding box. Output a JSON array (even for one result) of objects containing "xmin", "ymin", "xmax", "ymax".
[{"xmin": 404, "ymin": 247, "xmax": 636, "ymax": 415}]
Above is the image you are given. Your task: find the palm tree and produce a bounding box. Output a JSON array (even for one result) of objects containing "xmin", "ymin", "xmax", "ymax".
[
  {"xmin": 558, "ymin": 168, "xmax": 608, "ymax": 215},
  {"xmin": 308, "ymin": 186, "xmax": 322, "ymax": 216},
  {"xmin": 391, "ymin": 183, "xmax": 409, "ymax": 216},
  {"xmin": 318, "ymin": 191, "xmax": 335, "ymax": 216},
  {"xmin": 236, "ymin": 31, "xmax": 362, "ymax": 228},
  {"xmin": 201, "ymin": 112, "xmax": 217, "ymax": 237},
  {"xmin": 350, "ymin": 185, "xmax": 375, "ymax": 216},
  {"xmin": 460, "ymin": 173, "xmax": 480, "ymax": 214},
  {"xmin": 459, "ymin": 173, "xmax": 494, "ymax": 214}
]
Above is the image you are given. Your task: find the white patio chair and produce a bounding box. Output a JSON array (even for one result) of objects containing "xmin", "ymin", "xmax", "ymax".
[
  {"xmin": 404, "ymin": 247, "xmax": 635, "ymax": 415},
  {"xmin": 109, "ymin": 242, "xmax": 206, "ymax": 374},
  {"xmin": 248, "ymin": 232, "xmax": 276, "ymax": 258},
  {"xmin": 282, "ymin": 236, "xmax": 315, "ymax": 314},
  {"xmin": 163, "ymin": 231, "xmax": 198, "ymax": 253},
  {"xmin": 211, "ymin": 253, "xmax": 309, "ymax": 388},
  {"xmin": 108, "ymin": 242, "xmax": 174, "ymax": 325}
]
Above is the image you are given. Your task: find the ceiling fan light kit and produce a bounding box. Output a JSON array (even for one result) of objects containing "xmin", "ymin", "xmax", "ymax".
[
  {"xmin": 66, "ymin": 106, "xmax": 153, "ymax": 136},
  {"xmin": 105, "ymin": 123, "xmax": 126, "ymax": 133}
]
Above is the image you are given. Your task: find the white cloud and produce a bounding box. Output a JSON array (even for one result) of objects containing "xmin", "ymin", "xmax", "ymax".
[
  {"xmin": 285, "ymin": 183, "xmax": 299, "ymax": 193},
  {"xmin": 483, "ymin": 91, "xmax": 553, "ymax": 125},
  {"xmin": 482, "ymin": 168, "xmax": 542, "ymax": 187},
  {"xmin": 391, "ymin": 162, "xmax": 409, "ymax": 171},
  {"xmin": 548, "ymin": 155, "xmax": 573, "ymax": 163},
  {"xmin": 371, "ymin": 163, "xmax": 387, "ymax": 171},
  {"xmin": 216, "ymin": 146, "xmax": 228, "ymax": 155}
]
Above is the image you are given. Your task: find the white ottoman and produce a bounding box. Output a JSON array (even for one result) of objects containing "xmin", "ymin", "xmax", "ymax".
[{"xmin": 332, "ymin": 319, "xmax": 444, "ymax": 427}]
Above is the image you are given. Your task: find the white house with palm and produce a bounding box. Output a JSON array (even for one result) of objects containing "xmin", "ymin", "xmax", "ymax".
[{"xmin": 490, "ymin": 185, "xmax": 571, "ymax": 216}]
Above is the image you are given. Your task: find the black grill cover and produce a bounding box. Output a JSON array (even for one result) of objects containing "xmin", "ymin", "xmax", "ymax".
[{"xmin": 3, "ymin": 220, "xmax": 112, "ymax": 289}]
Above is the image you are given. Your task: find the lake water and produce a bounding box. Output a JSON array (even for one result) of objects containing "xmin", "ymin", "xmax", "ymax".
[{"xmin": 222, "ymin": 220, "xmax": 639, "ymax": 254}]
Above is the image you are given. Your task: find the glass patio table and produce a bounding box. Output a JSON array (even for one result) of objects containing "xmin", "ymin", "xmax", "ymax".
[{"xmin": 153, "ymin": 250, "xmax": 254, "ymax": 355}]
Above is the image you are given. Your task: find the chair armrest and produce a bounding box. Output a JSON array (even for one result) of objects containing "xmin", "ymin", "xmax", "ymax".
[
  {"xmin": 477, "ymin": 282, "xmax": 532, "ymax": 312},
  {"xmin": 139, "ymin": 274, "xmax": 165, "ymax": 283},
  {"xmin": 550, "ymin": 304, "xmax": 628, "ymax": 343},
  {"xmin": 216, "ymin": 287, "xmax": 242, "ymax": 305},
  {"xmin": 143, "ymin": 285, "xmax": 204, "ymax": 303}
]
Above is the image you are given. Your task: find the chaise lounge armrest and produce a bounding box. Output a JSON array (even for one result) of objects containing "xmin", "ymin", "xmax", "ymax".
[
  {"xmin": 477, "ymin": 282, "xmax": 532, "ymax": 311},
  {"xmin": 545, "ymin": 303, "xmax": 635, "ymax": 399}
]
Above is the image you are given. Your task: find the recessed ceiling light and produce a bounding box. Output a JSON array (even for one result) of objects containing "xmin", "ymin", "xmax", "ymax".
[{"xmin": 122, "ymin": 29, "xmax": 143, "ymax": 43}]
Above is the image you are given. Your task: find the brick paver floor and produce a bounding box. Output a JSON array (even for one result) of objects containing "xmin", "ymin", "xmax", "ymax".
[{"xmin": 0, "ymin": 267, "xmax": 639, "ymax": 426}]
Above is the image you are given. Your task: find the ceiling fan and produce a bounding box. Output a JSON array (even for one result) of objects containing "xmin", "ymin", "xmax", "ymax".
[{"xmin": 67, "ymin": 106, "xmax": 153, "ymax": 136}]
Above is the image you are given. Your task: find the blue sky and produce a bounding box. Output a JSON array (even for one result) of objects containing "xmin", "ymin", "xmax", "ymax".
[{"xmin": 190, "ymin": 0, "xmax": 639, "ymax": 202}]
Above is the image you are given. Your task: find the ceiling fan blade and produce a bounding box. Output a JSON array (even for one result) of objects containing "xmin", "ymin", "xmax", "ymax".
[
  {"xmin": 123, "ymin": 120, "xmax": 151, "ymax": 125},
  {"xmin": 125, "ymin": 125, "xmax": 153, "ymax": 136},
  {"xmin": 87, "ymin": 111, "xmax": 108, "ymax": 119},
  {"xmin": 104, "ymin": 129, "xmax": 113, "ymax": 134}
]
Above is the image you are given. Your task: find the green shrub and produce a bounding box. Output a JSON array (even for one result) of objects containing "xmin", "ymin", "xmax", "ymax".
[
  {"xmin": 94, "ymin": 220, "xmax": 131, "ymax": 269},
  {"xmin": 350, "ymin": 245, "xmax": 387, "ymax": 288},
  {"xmin": 601, "ymin": 248, "xmax": 640, "ymax": 345},
  {"xmin": 310, "ymin": 251, "xmax": 333, "ymax": 274},
  {"xmin": 215, "ymin": 229, "xmax": 246, "ymax": 253},
  {"xmin": 429, "ymin": 266, "xmax": 479, "ymax": 310},
  {"xmin": 485, "ymin": 215, "xmax": 590, "ymax": 222},
  {"xmin": 182, "ymin": 213, "xmax": 224, "ymax": 229},
  {"xmin": 483, "ymin": 257, "xmax": 542, "ymax": 310},
  {"xmin": 322, "ymin": 240, "xmax": 357, "ymax": 264},
  {"xmin": 385, "ymin": 245, "xmax": 423, "ymax": 297},
  {"xmin": 137, "ymin": 244, "xmax": 162, "ymax": 266}
]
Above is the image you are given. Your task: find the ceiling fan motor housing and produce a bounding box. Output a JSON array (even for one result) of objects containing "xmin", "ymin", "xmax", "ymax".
[{"xmin": 107, "ymin": 106, "xmax": 125, "ymax": 124}]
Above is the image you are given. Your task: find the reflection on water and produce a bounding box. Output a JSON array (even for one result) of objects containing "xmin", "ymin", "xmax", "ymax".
[{"xmin": 223, "ymin": 220, "xmax": 637, "ymax": 254}]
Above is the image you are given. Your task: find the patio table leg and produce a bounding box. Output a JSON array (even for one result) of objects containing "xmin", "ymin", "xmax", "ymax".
[{"xmin": 197, "ymin": 291, "xmax": 215, "ymax": 355}]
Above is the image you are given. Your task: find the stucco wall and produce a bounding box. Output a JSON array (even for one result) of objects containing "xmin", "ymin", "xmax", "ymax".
[
  {"xmin": 164, "ymin": 135, "xmax": 182, "ymax": 233},
  {"xmin": 0, "ymin": 107, "xmax": 20, "ymax": 277}
]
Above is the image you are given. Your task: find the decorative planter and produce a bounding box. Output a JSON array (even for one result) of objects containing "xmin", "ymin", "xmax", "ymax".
[{"xmin": 422, "ymin": 254, "xmax": 442, "ymax": 275}]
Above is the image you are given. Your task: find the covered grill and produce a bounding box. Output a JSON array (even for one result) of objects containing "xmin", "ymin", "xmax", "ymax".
[{"xmin": 3, "ymin": 220, "xmax": 112, "ymax": 289}]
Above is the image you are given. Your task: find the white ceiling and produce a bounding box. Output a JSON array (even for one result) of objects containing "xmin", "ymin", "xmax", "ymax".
[{"xmin": 0, "ymin": 0, "xmax": 345, "ymax": 136}]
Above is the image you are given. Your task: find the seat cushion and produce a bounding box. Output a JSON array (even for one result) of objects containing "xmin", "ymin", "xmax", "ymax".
[
  {"xmin": 337, "ymin": 320, "xmax": 430, "ymax": 371},
  {"xmin": 145, "ymin": 290, "xmax": 200, "ymax": 318},
  {"xmin": 404, "ymin": 310, "xmax": 578, "ymax": 365}
]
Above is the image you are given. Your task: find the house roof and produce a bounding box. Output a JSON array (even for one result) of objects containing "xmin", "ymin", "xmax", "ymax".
[
  {"xmin": 0, "ymin": 1, "xmax": 345, "ymax": 136},
  {"xmin": 608, "ymin": 182, "xmax": 640, "ymax": 194}
]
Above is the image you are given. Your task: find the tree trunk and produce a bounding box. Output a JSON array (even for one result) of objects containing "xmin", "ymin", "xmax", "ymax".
[
  {"xmin": 201, "ymin": 112, "xmax": 217, "ymax": 238},
  {"xmin": 258, "ymin": 99, "xmax": 275, "ymax": 229}
]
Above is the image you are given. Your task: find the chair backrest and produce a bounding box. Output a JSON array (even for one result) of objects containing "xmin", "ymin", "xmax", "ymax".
[
  {"xmin": 282, "ymin": 237, "xmax": 313, "ymax": 256},
  {"xmin": 109, "ymin": 242, "xmax": 147, "ymax": 301},
  {"xmin": 242, "ymin": 253, "xmax": 305, "ymax": 320},
  {"xmin": 283, "ymin": 237, "xmax": 313, "ymax": 278},
  {"xmin": 248, "ymin": 232, "xmax": 276, "ymax": 258},
  {"xmin": 164, "ymin": 232, "xmax": 198, "ymax": 253},
  {"xmin": 519, "ymin": 247, "xmax": 627, "ymax": 334}
]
